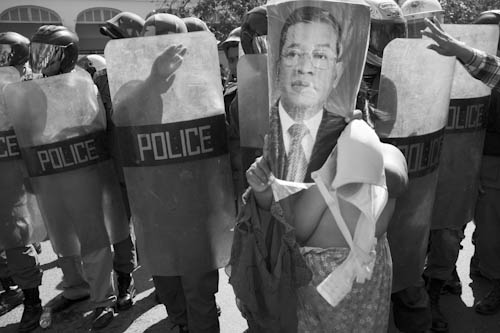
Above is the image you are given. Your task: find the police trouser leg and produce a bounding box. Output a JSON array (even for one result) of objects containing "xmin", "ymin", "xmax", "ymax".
[
  {"xmin": 113, "ymin": 232, "xmax": 137, "ymax": 275},
  {"xmin": 5, "ymin": 245, "xmax": 41, "ymax": 289},
  {"xmin": 154, "ymin": 270, "xmax": 220, "ymax": 333},
  {"xmin": 424, "ymin": 228, "xmax": 464, "ymax": 281},
  {"xmin": 182, "ymin": 270, "xmax": 219, "ymax": 333},
  {"xmin": 81, "ymin": 246, "xmax": 116, "ymax": 309},
  {"xmin": 391, "ymin": 279, "xmax": 431, "ymax": 333},
  {"xmin": 153, "ymin": 275, "xmax": 188, "ymax": 327},
  {"xmin": 58, "ymin": 255, "xmax": 90, "ymax": 300},
  {"xmin": 474, "ymin": 187, "xmax": 500, "ymax": 279},
  {"xmin": 0, "ymin": 251, "xmax": 9, "ymax": 279}
]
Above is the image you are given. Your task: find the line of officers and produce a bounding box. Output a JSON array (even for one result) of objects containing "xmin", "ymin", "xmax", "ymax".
[
  {"xmin": 1, "ymin": 2, "xmax": 500, "ymax": 333},
  {"xmin": 0, "ymin": 9, "xmax": 231, "ymax": 333}
]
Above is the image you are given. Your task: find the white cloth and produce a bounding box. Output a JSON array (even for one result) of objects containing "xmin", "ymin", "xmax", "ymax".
[{"xmin": 311, "ymin": 119, "xmax": 388, "ymax": 307}]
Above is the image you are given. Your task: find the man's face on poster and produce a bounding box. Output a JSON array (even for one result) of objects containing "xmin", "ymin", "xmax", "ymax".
[{"xmin": 279, "ymin": 21, "xmax": 340, "ymax": 116}]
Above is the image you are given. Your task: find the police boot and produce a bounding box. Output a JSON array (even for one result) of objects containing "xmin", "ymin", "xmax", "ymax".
[
  {"xmin": 475, "ymin": 279, "xmax": 500, "ymax": 315},
  {"xmin": 18, "ymin": 288, "xmax": 42, "ymax": 333},
  {"xmin": 116, "ymin": 271, "xmax": 136, "ymax": 311},
  {"xmin": 427, "ymin": 278, "xmax": 449, "ymax": 333},
  {"xmin": 0, "ymin": 277, "xmax": 24, "ymax": 316}
]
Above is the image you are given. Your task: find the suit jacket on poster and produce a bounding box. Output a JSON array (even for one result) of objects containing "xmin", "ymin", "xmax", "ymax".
[{"xmin": 267, "ymin": 101, "xmax": 347, "ymax": 183}]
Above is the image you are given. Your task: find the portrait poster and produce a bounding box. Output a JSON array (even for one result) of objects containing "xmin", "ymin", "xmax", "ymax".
[{"xmin": 266, "ymin": 0, "xmax": 370, "ymax": 184}]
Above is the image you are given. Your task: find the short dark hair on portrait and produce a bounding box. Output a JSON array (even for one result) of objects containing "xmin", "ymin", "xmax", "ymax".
[{"xmin": 278, "ymin": 6, "xmax": 342, "ymax": 60}]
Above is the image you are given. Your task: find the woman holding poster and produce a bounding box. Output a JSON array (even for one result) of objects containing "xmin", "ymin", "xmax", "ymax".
[{"xmin": 230, "ymin": 1, "xmax": 408, "ymax": 332}]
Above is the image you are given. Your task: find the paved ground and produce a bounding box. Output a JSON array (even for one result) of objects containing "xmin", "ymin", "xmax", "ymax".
[{"xmin": 1, "ymin": 222, "xmax": 500, "ymax": 332}]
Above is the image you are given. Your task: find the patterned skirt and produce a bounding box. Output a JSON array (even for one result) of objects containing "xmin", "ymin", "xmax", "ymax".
[{"xmin": 297, "ymin": 235, "xmax": 392, "ymax": 333}]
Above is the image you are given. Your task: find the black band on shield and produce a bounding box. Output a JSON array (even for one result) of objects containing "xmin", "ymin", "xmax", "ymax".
[
  {"xmin": 445, "ymin": 95, "xmax": 490, "ymax": 133},
  {"xmin": 381, "ymin": 128, "xmax": 445, "ymax": 179},
  {"xmin": 0, "ymin": 129, "xmax": 21, "ymax": 161},
  {"xmin": 22, "ymin": 131, "xmax": 110, "ymax": 177},
  {"xmin": 116, "ymin": 114, "xmax": 228, "ymax": 167}
]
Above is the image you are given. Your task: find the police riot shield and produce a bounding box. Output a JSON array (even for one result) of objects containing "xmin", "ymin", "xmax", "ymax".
[
  {"xmin": 238, "ymin": 54, "xmax": 269, "ymax": 176},
  {"xmin": 0, "ymin": 67, "xmax": 46, "ymax": 250},
  {"xmin": 4, "ymin": 70, "xmax": 130, "ymax": 257},
  {"xmin": 266, "ymin": 0, "xmax": 370, "ymax": 187},
  {"xmin": 105, "ymin": 31, "xmax": 235, "ymax": 276},
  {"xmin": 375, "ymin": 39, "xmax": 456, "ymax": 292},
  {"xmin": 431, "ymin": 25, "xmax": 500, "ymax": 231}
]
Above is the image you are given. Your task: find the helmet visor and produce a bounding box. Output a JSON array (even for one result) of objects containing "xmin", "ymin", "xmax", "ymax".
[
  {"xmin": 29, "ymin": 42, "xmax": 66, "ymax": 74},
  {"xmin": 0, "ymin": 44, "xmax": 13, "ymax": 67},
  {"xmin": 406, "ymin": 14, "xmax": 444, "ymax": 38},
  {"xmin": 369, "ymin": 20, "xmax": 407, "ymax": 58}
]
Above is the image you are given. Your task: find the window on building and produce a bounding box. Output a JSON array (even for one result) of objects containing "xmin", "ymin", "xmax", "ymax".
[
  {"xmin": 76, "ymin": 8, "xmax": 120, "ymax": 24},
  {"xmin": 76, "ymin": 8, "xmax": 121, "ymax": 54},
  {"xmin": 0, "ymin": 6, "xmax": 61, "ymax": 23},
  {"xmin": 0, "ymin": 6, "xmax": 62, "ymax": 43}
]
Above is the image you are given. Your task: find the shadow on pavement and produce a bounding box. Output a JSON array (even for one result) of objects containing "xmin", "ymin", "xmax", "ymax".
[{"xmin": 144, "ymin": 317, "xmax": 175, "ymax": 332}]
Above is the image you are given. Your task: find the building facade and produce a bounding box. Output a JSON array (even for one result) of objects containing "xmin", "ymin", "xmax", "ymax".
[{"xmin": 0, "ymin": 0, "xmax": 197, "ymax": 53}]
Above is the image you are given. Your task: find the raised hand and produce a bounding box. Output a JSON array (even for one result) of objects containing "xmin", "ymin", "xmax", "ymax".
[
  {"xmin": 149, "ymin": 44, "xmax": 188, "ymax": 91},
  {"xmin": 246, "ymin": 156, "xmax": 272, "ymax": 193},
  {"xmin": 422, "ymin": 18, "xmax": 474, "ymax": 63}
]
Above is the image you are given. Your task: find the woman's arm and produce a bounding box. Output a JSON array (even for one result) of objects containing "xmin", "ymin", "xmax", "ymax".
[
  {"xmin": 382, "ymin": 143, "xmax": 409, "ymax": 198},
  {"xmin": 291, "ymin": 185, "xmax": 328, "ymax": 243}
]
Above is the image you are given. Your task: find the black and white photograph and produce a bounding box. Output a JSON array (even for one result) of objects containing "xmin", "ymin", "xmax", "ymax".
[{"xmin": 0, "ymin": 0, "xmax": 499, "ymax": 332}]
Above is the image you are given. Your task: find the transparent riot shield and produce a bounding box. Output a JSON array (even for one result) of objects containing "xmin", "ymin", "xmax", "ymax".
[
  {"xmin": 0, "ymin": 67, "xmax": 46, "ymax": 250},
  {"xmin": 431, "ymin": 24, "xmax": 500, "ymax": 231},
  {"xmin": 375, "ymin": 38, "xmax": 456, "ymax": 292},
  {"xmin": 105, "ymin": 31, "xmax": 235, "ymax": 276},
  {"xmin": 4, "ymin": 70, "xmax": 129, "ymax": 257},
  {"xmin": 238, "ymin": 54, "xmax": 269, "ymax": 178}
]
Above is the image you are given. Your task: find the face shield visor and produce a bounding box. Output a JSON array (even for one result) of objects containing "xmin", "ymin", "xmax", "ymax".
[
  {"xmin": 406, "ymin": 12, "xmax": 444, "ymax": 38},
  {"xmin": 29, "ymin": 42, "xmax": 67, "ymax": 75},
  {"xmin": 241, "ymin": 28, "xmax": 268, "ymax": 55},
  {"xmin": 368, "ymin": 19, "xmax": 407, "ymax": 66},
  {"xmin": 0, "ymin": 44, "xmax": 13, "ymax": 67}
]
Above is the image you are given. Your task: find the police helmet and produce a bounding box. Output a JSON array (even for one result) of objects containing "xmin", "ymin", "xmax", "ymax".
[
  {"xmin": 30, "ymin": 25, "xmax": 79, "ymax": 75},
  {"xmin": 473, "ymin": 10, "xmax": 500, "ymax": 53},
  {"xmin": 100, "ymin": 12, "xmax": 145, "ymax": 39},
  {"xmin": 473, "ymin": 10, "xmax": 500, "ymax": 25},
  {"xmin": 365, "ymin": 0, "xmax": 407, "ymax": 67},
  {"xmin": 141, "ymin": 13, "xmax": 187, "ymax": 36},
  {"xmin": 401, "ymin": 0, "xmax": 443, "ymax": 38},
  {"xmin": 241, "ymin": 6, "xmax": 268, "ymax": 54},
  {"xmin": 87, "ymin": 54, "xmax": 106, "ymax": 72},
  {"xmin": 220, "ymin": 27, "xmax": 241, "ymax": 53},
  {"xmin": 0, "ymin": 32, "xmax": 30, "ymax": 67},
  {"xmin": 182, "ymin": 17, "xmax": 210, "ymax": 32},
  {"xmin": 145, "ymin": 8, "xmax": 170, "ymax": 20}
]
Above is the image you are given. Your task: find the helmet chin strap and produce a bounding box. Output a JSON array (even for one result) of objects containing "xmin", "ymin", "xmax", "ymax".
[{"xmin": 366, "ymin": 51, "xmax": 382, "ymax": 68}]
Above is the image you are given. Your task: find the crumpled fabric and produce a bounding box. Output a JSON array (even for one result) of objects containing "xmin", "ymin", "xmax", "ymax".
[
  {"xmin": 297, "ymin": 237, "xmax": 392, "ymax": 333},
  {"xmin": 312, "ymin": 119, "xmax": 388, "ymax": 306},
  {"xmin": 227, "ymin": 190, "xmax": 312, "ymax": 333}
]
